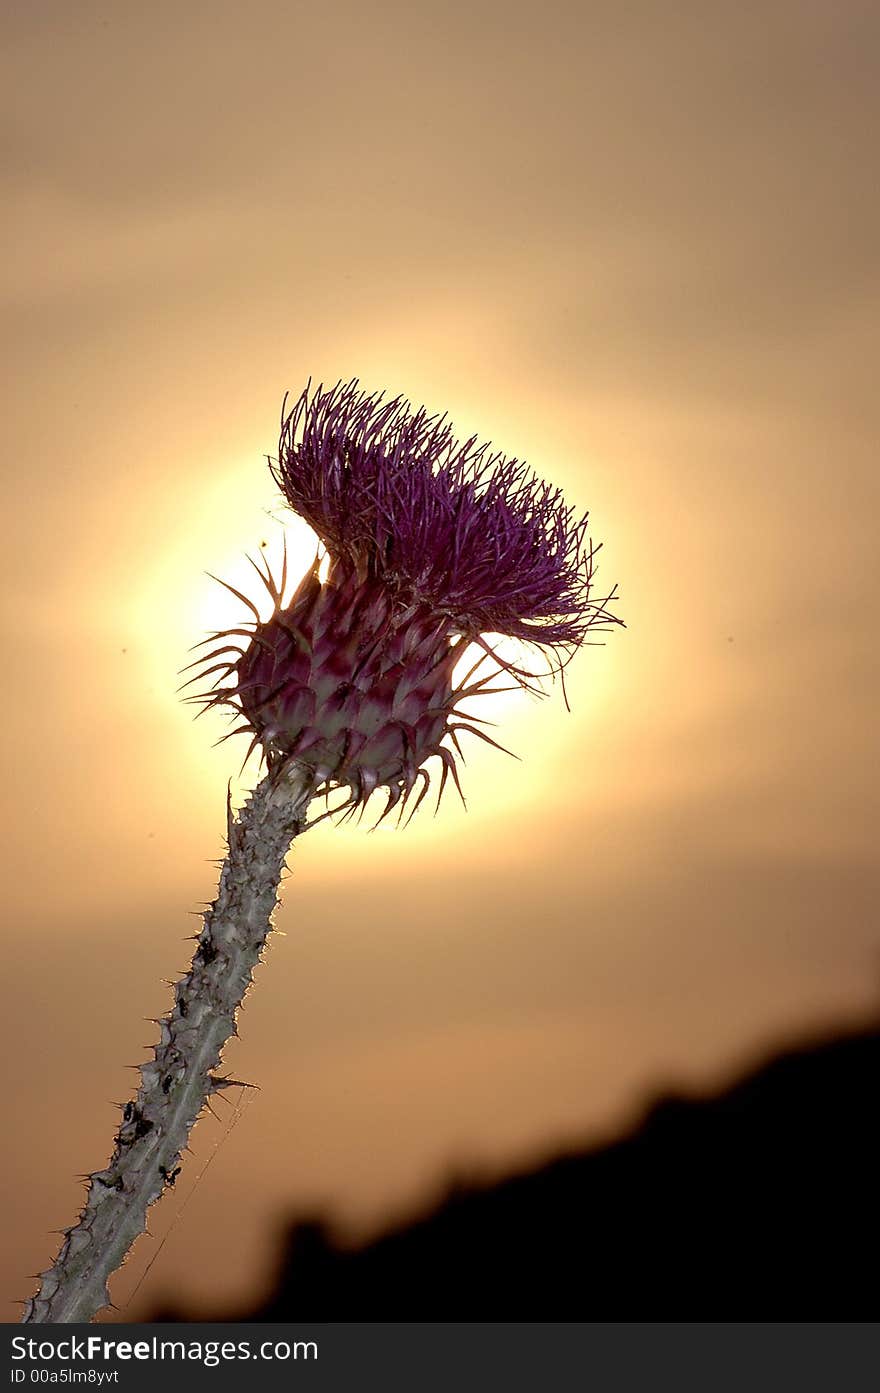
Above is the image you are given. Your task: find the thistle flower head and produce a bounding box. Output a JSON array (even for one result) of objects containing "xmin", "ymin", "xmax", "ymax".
[
  {"xmin": 271, "ymin": 379, "xmax": 601, "ymax": 648},
  {"xmin": 188, "ymin": 381, "xmax": 620, "ymax": 822}
]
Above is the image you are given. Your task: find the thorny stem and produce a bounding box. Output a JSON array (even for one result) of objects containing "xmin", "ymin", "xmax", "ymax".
[{"xmin": 22, "ymin": 770, "xmax": 312, "ymax": 1324}]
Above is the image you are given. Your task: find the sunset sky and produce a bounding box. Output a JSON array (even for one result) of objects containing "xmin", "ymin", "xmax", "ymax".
[{"xmin": 3, "ymin": 0, "xmax": 878, "ymax": 1319}]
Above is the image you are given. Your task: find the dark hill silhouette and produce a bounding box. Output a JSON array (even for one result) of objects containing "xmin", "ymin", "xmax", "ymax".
[{"xmin": 150, "ymin": 1013, "xmax": 880, "ymax": 1320}]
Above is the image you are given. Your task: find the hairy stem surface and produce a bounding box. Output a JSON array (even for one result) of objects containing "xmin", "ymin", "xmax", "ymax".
[{"xmin": 23, "ymin": 771, "xmax": 312, "ymax": 1324}]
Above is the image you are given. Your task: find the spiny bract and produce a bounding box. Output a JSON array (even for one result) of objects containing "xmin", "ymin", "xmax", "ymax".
[{"xmin": 186, "ymin": 380, "xmax": 620, "ymax": 823}]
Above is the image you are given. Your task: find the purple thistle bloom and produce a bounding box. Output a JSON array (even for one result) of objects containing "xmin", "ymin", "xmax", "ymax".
[
  {"xmin": 189, "ymin": 380, "xmax": 621, "ymax": 822},
  {"xmin": 272, "ymin": 379, "xmax": 605, "ymax": 647}
]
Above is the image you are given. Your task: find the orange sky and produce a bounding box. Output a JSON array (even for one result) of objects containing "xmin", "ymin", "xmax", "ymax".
[{"xmin": 2, "ymin": 0, "xmax": 879, "ymax": 1320}]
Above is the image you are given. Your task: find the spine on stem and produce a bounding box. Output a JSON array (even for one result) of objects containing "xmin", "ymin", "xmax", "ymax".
[{"xmin": 23, "ymin": 771, "xmax": 311, "ymax": 1325}]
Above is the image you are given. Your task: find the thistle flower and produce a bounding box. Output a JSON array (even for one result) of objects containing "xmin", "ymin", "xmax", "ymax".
[
  {"xmin": 23, "ymin": 381, "xmax": 620, "ymax": 1324},
  {"xmin": 190, "ymin": 380, "xmax": 620, "ymax": 821}
]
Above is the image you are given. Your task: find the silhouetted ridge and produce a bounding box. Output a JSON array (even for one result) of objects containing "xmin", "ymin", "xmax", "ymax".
[{"xmin": 150, "ymin": 1015, "xmax": 880, "ymax": 1319}]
